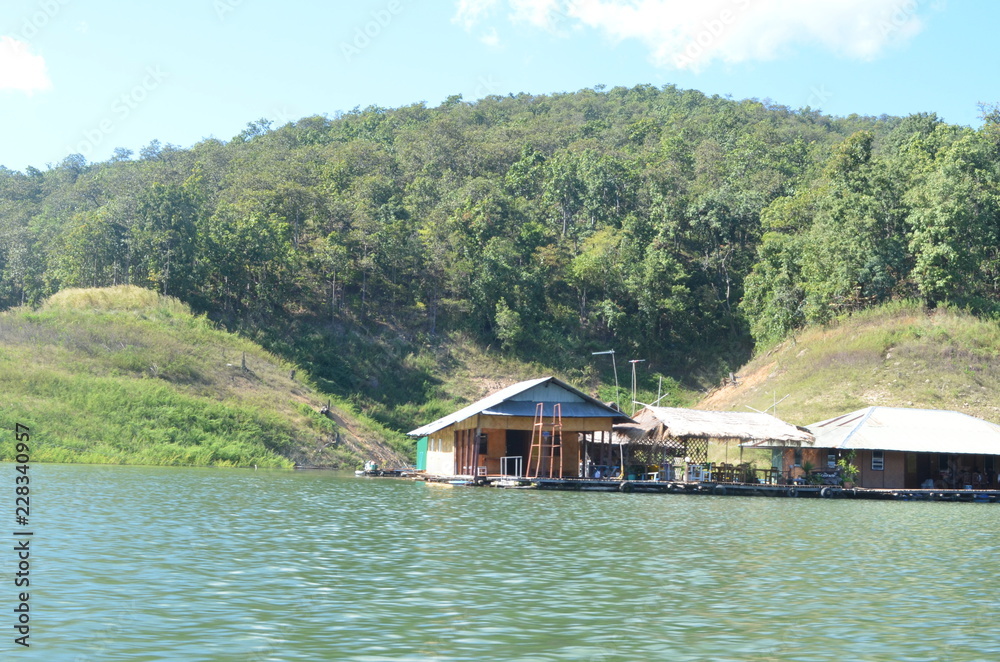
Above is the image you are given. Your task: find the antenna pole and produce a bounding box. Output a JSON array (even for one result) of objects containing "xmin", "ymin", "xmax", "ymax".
[
  {"xmin": 628, "ymin": 359, "xmax": 645, "ymax": 415},
  {"xmin": 592, "ymin": 350, "xmax": 621, "ymax": 411}
]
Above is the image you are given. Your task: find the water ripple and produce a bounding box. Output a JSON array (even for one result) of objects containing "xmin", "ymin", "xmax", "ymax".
[{"xmin": 23, "ymin": 465, "xmax": 1000, "ymax": 661}]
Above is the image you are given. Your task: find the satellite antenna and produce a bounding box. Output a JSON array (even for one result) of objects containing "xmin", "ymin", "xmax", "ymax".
[{"xmin": 744, "ymin": 391, "xmax": 790, "ymax": 416}]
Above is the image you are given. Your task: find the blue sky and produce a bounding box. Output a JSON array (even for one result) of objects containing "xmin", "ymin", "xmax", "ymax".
[{"xmin": 1, "ymin": 0, "xmax": 996, "ymax": 171}]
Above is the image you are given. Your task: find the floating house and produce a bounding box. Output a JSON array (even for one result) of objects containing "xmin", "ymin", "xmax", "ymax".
[
  {"xmin": 752, "ymin": 406, "xmax": 1000, "ymax": 489},
  {"xmin": 408, "ymin": 376, "xmax": 632, "ymax": 478},
  {"xmin": 615, "ymin": 407, "xmax": 813, "ymax": 480}
]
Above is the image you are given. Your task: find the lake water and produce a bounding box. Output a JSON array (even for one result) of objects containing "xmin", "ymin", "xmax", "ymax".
[{"xmin": 8, "ymin": 464, "xmax": 1000, "ymax": 661}]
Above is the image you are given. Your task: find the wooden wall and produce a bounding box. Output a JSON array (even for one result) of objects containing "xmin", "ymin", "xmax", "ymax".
[
  {"xmin": 481, "ymin": 427, "xmax": 508, "ymax": 475},
  {"xmin": 780, "ymin": 447, "xmax": 836, "ymax": 480},
  {"xmin": 561, "ymin": 432, "xmax": 580, "ymax": 477},
  {"xmin": 857, "ymin": 449, "xmax": 905, "ymax": 489}
]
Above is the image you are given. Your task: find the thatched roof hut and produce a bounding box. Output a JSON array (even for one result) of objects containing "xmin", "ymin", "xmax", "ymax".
[
  {"xmin": 617, "ymin": 406, "xmax": 812, "ymax": 443},
  {"xmin": 613, "ymin": 406, "xmax": 813, "ymax": 465}
]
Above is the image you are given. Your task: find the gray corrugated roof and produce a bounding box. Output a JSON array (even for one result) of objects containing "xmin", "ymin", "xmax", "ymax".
[
  {"xmin": 407, "ymin": 376, "xmax": 632, "ymax": 436},
  {"xmin": 483, "ymin": 401, "xmax": 622, "ymax": 418},
  {"xmin": 619, "ymin": 406, "xmax": 813, "ymax": 445},
  {"xmin": 805, "ymin": 406, "xmax": 1000, "ymax": 454}
]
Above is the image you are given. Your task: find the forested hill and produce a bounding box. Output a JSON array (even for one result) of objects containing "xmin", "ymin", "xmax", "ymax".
[{"xmin": 1, "ymin": 84, "xmax": 997, "ymax": 432}]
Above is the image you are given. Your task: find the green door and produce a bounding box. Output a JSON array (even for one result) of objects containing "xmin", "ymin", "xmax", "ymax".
[{"xmin": 416, "ymin": 436, "xmax": 428, "ymax": 471}]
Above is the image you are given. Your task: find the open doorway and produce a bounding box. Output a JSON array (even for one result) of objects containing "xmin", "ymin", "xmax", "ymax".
[{"xmin": 503, "ymin": 430, "xmax": 531, "ymax": 477}]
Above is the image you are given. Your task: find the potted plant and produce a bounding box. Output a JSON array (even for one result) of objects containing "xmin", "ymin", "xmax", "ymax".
[
  {"xmin": 837, "ymin": 451, "xmax": 859, "ymax": 487},
  {"xmin": 797, "ymin": 460, "xmax": 814, "ymax": 485}
]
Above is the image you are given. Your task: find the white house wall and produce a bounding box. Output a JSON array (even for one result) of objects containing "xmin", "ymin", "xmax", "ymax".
[{"xmin": 425, "ymin": 432, "xmax": 454, "ymax": 476}]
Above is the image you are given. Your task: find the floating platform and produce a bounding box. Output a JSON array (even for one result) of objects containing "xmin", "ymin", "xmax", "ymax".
[
  {"xmin": 355, "ymin": 468, "xmax": 414, "ymax": 478},
  {"xmin": 408, "ymin": 473, "xmax": 1000, "ymax": 502},
  {"xmin": 530, "ymin": 478, "xmax": 832, "ymax": 497},
  {"xmin": 533, "ymin": 478, "xmax": 1000, "ymax": 501}
]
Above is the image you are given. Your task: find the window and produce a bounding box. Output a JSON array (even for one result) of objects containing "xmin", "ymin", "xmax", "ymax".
[
  {"xmin": 477, "ymin": 433, "xmax": 488, "ymax": 455},
  {"xmin": 794, "ymin": 448, "xmax": 803, "ymax": 466},
  {"xmin": 872, "ymin": 450, "xmax": 884, "ymax": 471}
]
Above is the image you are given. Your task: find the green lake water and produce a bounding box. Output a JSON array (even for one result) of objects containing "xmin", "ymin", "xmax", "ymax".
[{"xmin": 7, "ymin": 464, "xmax": 1000, "ymax": 661}]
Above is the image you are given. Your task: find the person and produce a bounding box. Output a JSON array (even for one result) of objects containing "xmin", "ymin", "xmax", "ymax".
[
  {"xmin": 593, "ymin": 468, "xmax": 602, "ymax": 479},
  {"xmin": 790, "ymin": 465, "xmax": 806, "ymax": 485}
]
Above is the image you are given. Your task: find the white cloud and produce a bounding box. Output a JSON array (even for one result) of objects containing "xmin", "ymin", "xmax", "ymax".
[
  {"xmin": 480, "ymin": 27, "xmax": 502, "ymax": 47},
  {"xmin": 456, "ymin": 0, "xmax": 570, "ymax": 34},
  {"xmin": 456, "ymin": 0, "xmax": 931, "ymax": 71},
  {"xmin": 0, "ymin": 36, "xmax": 52, "ymax": 94},
  {"xmin": 509, "ymin": 0, "xmax": 567, "ymax": 30},
  {"xmin": 453, "ymin": 0, "xmax": 500, "ymax": 30}
]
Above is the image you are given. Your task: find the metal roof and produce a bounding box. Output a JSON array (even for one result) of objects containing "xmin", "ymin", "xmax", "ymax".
[
  {"xmin": 407, "ymin": 376, "xmax": 632, "ymax": 437},
  {"xmin": 482, "ymin": 401, "xmax": 624, "ymax": 418},
  {"xmin": 619, "ymin": 406, "xmax": 813, "ymax": 445},
  {"xmin": 804, "ymin": 406, "xmax": 1000, "ymax": 454}
]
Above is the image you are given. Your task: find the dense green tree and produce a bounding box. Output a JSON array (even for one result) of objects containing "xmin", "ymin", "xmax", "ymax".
[
  {"xmin": 907, "ymin": 130, "xmax": 1000, "ymax": 307},
  {"xmin": 132, "ymin": 179, "xmax": 202, "ymax": 298},
  {"xmin": 5, "ymin": 84, "xmax": 980, "ymax": 430},
  {"xmin": 204, "ymin": 204, "xmax": 293, "ymax": 321},
  {"xmin": 46, "ymin": 210, "xmax": 124, "ymax": 289}
]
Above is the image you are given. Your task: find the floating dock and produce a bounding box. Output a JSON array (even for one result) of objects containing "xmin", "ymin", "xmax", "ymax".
[
  {"xmin": 409, "ymin": 474, "xmax": 1000, "ymax": 502},
  {"xmin": 355, "ymin": 468, "xmax": 416, "ymax": 478}
]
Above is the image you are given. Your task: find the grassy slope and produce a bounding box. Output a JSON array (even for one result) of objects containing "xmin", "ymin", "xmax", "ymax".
[
  {"xmin": 698, "ymin": 301, "xmax": 1000, "ymax": 427},
  {"xmin": 0, "ymin": 286, "xmax": 410, "ymax": 468}
]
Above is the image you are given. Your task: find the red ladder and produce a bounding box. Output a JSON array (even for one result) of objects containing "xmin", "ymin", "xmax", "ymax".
[
  {"xmin": 527, "ymin": 403, "xmax": 563, "ymax": 478},
  {"xmin": 549, "ymin": 403, "xmax": 563, "ymax": 479}
]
